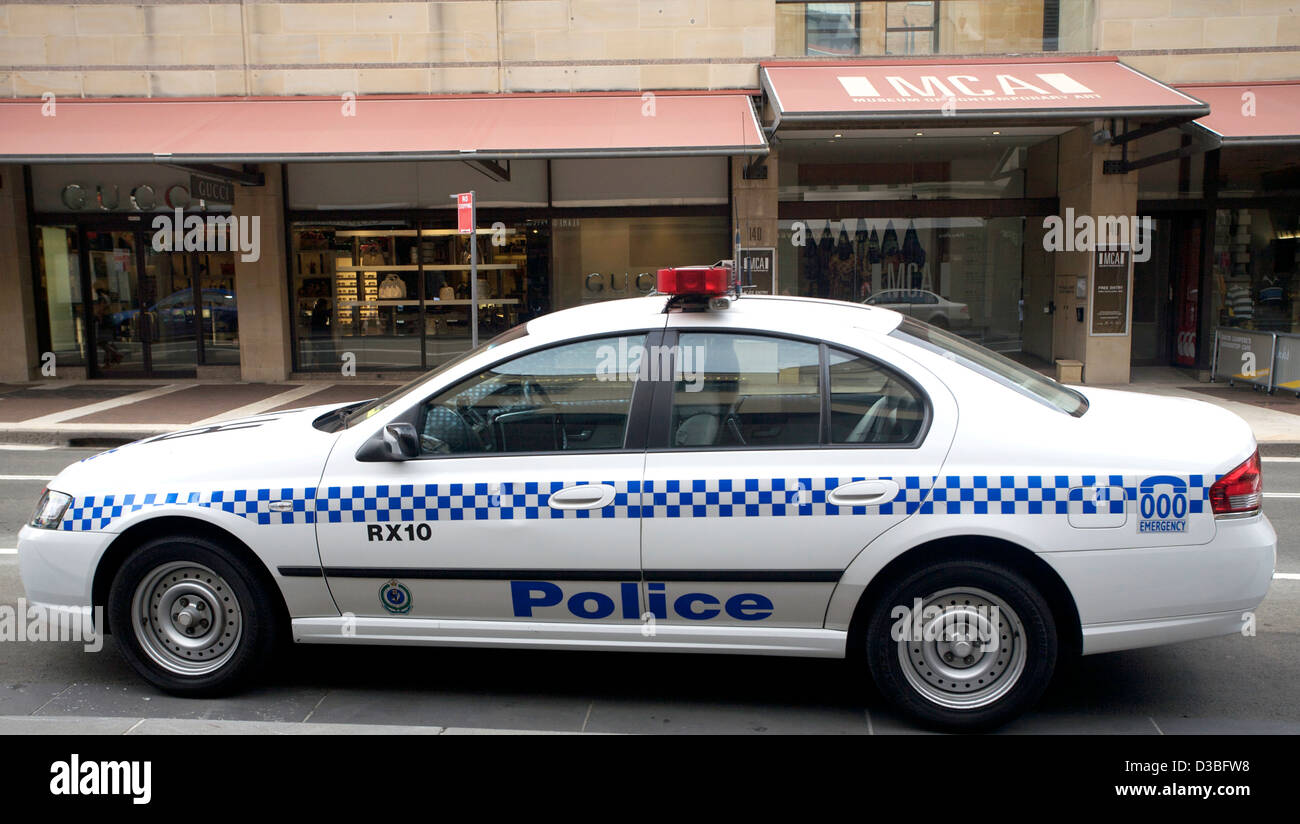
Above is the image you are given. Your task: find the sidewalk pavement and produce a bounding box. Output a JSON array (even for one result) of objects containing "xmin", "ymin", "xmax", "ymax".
[{"xmin": 0, "ymin": 367, "xmax": 1298, "ymax": 448}]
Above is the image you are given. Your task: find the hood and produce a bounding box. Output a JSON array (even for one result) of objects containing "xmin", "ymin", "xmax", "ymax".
[
  {"xmin": 1071, "ymin": 386, "xmax": 1257, "ymax": 475},
  {"xmin": 49, "ymin": 405, "xmax": 343, "ymax": 495}
]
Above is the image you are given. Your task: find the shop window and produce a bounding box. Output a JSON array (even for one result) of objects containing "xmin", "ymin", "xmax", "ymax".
[
  {"xmin": 777, "ymin": 217, "xmax": 1026, "ymax": 355},
  {"xmin": 550, "ymin": 216, "xmax": 729, "ymax": 309},
  {"xmin": 668, "ymin": 333, "xmax": 822, "ymax": 449},
  {"xmin": 35, "ymin": 226, "xmax": 85, "ymax": 368},
  {"xmin": 291, "ymin": 220, "xmax": 547, "ymax": 373},
  {"xmin": 1212, "ymin": 208, "xmax": 1300, "ymax": 335}
]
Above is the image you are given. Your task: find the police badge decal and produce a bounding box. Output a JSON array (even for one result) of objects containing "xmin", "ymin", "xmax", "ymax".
[{"xmin": 379, "ymin": 580, "xmax": 412, "ymax": 615}]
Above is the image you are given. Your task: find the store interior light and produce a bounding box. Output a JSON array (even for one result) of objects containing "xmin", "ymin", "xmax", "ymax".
[
  {"xmin": 915, "ymin": 131, "xmax": 924, "ymax": 136},
  {"xmin": 992, "ymin": 130, "xmax": 1001, "ymax": 135}
]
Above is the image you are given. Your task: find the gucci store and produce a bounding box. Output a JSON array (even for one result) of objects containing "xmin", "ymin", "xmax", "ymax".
[{"xmin": 0, "ymin": 92, "xmax": 766, "ymax": 381}]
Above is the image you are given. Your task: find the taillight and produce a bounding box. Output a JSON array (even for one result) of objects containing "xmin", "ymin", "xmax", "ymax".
[{"xmin": 1209, "ymin": 450, "xmax": 1262, "ymax": 516}]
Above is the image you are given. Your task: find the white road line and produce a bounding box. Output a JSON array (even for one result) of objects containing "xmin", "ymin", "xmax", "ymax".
[
  {"xmin": 0, "ymin": 444, "xmax": 56, "ymax": 451},
  {"xmin": 17, "ymin": 384, "xmax": 193, "ymax": 425},
  {"xmin": 1265, "ymin": 492, "xmax": 1300, "ymax": 499},
  {"xmin": 0, "ymin": 549, "xmax": 15, "ymax": 555},
  {"xmin": 1276, "ymin": 572, "xmax": 1300, "ymax": 581},
  {"xmin": 0, "ymin": 475, "xmax": 52, "ymax": 481},
  {"xmin": 189, "ymin": 384, "xmax": 319, "ymax": 426},
  {"xmin": 1263, "ymin": 457, "xmax": 1300, "ymax": 463}
]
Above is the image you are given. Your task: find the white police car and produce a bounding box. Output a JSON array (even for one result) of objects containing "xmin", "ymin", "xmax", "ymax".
[{"xmin": 19, "ymin": 266, "xmax": 1275, "ymax": 729}]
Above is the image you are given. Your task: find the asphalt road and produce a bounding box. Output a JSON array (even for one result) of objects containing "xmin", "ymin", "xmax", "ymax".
[{"xmin": 0, "ymin": 445, "xmax": 1296, "ymax": 734}]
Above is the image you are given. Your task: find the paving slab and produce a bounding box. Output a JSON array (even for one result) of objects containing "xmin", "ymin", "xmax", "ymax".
[
  {"xmin": 0, "ymin": 384, "xmax": 153, "ymax": 423},
  {"xmin": 267, "ymin": 384, "xmax": 400, "ymax": 412},
  {"xmin": 67, "ymin": 384, "xmax": 289, "ymax": 424}
]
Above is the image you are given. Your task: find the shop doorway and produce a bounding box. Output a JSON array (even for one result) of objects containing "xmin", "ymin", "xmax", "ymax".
[
  {"xmin": 40, "ymin": 224, "xmax": 240, "ymax": 378},
  {"xmin": 1132, "ymin": 214, "xmax": 1202, "ymax": 367}
]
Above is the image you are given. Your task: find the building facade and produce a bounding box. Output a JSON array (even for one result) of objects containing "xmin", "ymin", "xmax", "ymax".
[{"xmin": 1, "ymin": 1, "xmax": 1297, "ymax": 385}]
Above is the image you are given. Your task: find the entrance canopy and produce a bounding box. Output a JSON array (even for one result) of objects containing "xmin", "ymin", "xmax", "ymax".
[
  {"xmin": 0, "ymin": 91, "xmax": 767, "ymax": 163},
  {"xmin": 761, "ymin": 57, "xmax": 1208, "ymax": 127},
  {"xmin": 1177, "ymin": 82, "xmax": 1300, "ymax": 146}
]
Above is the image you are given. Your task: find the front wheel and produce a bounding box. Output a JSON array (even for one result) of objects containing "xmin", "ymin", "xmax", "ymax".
[
  {"xmin": 864, "ymin": 559, "xmax": 1057, "ymax": 730},
  {"xmin": 107, "ymin": 535, "xmax": 278, "ymax": 696}
]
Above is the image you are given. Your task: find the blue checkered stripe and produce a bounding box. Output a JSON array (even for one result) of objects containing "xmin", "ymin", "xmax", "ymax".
[
  {"xmin": 921, "ymin": 474, "xmax": 1212, "ymax": 516},
  {"xmin": 60, "ymin": 487, "xmax": 317, "ymax": 531},
  {"xmin": 316, "ymin": 482, "xmax": 638, "ymax": 522},
  {"xmin": 640, "ymin": 476, "xmax": 931, "ymax": 518},
  {"xmin": 57, "ymin": 474, "xmax": 1216, "ymax": 530}
]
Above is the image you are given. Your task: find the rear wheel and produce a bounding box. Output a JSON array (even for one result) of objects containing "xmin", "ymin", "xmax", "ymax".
[
  {"xmin": 864, "ymin": 559, "xmax": 1057, "ymax": 730},
  {"xmin": 107, "ymin": 535, "xmax": 277, "ymax": 695}
]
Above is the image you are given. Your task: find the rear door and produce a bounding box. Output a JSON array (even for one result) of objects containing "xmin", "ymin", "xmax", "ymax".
[{"xmin": 639, "ymin": 324, "xmax": 956, "ymax": 630}]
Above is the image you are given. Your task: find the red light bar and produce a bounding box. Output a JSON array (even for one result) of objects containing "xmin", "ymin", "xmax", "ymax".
[{"xmin": 657, "ymin": 266, "xmax": 730, "ymax": 297}]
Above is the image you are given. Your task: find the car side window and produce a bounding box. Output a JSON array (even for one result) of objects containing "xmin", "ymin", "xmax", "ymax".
[
  {"xmin": 417, "ymin": 334, "xmax": 647, "ymax": 456},
  {"xmin": 828, "ymin": 348, "xmax": 925, "ymax": 445},
  {"xmin": 669, "ymin": 333, "xmax": 821, "ymax": 449}
]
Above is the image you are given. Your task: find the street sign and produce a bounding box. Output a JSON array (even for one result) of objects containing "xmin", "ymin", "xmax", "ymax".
[
  {"xmin": 191, "ymin": 175, "xmax": 233, "ymax": 205},
  {"xmin": 452, "ymin": 191, "xmax": 479, "ymax": 347},
  {"xmin": 457, "ymin": 192, "xmax": 474, "ymax": 234}
]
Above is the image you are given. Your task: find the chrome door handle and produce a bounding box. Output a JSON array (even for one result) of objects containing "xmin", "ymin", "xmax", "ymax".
[
  {"xmin": 828, "ymin": 479, "xmax": 901, "ymax": 507},
  {"xmin": 547, "ymin": 483, "xmax": 616, "ymax": 510}
]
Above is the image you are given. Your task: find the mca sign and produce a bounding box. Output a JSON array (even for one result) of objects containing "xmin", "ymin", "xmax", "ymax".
[{"xmin": 1138, "ymin": 476, "xmax": 1189, "ymax": 534}]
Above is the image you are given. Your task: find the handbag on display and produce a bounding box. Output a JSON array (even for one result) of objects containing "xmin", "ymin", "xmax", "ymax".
[{"xmin": 378, "ymin": 274, "xmax": 407, "ymax": 299}]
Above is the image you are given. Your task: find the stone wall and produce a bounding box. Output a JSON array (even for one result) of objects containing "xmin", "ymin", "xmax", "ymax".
[{"xmin": 0, "ymin": 1, "xmax": 776, "ymax": 97}]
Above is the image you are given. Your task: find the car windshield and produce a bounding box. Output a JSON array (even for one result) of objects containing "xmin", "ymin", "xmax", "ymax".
[
  {"xmin": 320, "ymin": 324, "xmax": 530, "ymax": 432},
  {"xmin": 891, "ymin": 317, "xmax": 1088, "ymax": 417}
]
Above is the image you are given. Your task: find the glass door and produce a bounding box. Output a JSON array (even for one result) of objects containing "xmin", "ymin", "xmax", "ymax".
[
  {"xmin": 85, "ymin": 230, "xmax": 147, "ymax": 375},
  {"xmin": 82, "ymin": 228, "xmax": 200, "ymax": 378},
  {"xmin": 142, "ymin": 243, "xmax": 200, "ymax": 376}
]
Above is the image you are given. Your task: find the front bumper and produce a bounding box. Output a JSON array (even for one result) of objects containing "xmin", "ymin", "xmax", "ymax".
[
  {"xmin": 16, "ymin": 524, "xmax": 109, "ymax": 609},
  {"xmin": 1043, "ymin": 513, "xmax": 1276, "ymax": 655}
]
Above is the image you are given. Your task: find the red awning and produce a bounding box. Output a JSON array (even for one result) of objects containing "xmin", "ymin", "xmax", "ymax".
[
  {"xmin": 761, "ymin": 57, "xmax": 1208, "ymax": 125},
  {"xmin": 1177, "ymin": 82, "xmax": 1300, "ymax": 146},
  {"xmin": 0, "ymin": 92, "xmax": 767, "ymax": 163}
]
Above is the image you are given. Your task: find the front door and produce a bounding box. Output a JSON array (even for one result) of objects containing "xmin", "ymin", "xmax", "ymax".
[
  {"xmin": 314, "ymin": 333, "xmax": 652, "ymax": 624},
  {"xmin": 640, "ymin": 326, "xmax": 956, "ymax": 630},
  {"xmin": 84, "ymin": 228, "xmax": 200, "ymax": 377}
]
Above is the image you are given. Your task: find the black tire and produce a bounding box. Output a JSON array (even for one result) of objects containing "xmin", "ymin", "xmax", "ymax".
[
  {"xmin": 864, "ymin": 559, "xmax": 1057, "ymax": 731},
  {"xmin": 928, "ymin": 315, "xmax": 949, "ymax": 330},
  {"xmin": 107, "ymin": 534, "xmax": 278, "ymax": 696}
]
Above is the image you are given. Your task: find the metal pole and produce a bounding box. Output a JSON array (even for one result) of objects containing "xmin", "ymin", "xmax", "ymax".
[
  {"xmin": 1209, "ymin": 328, "xmax": 1219, "ymax": 382},
  {"xmin": 470, "ymin": 190, "xmax": 478, "ymax": 349},
  {"xmin": 1267, "ymin": 332, "xmax": 1277, "ymax": 394}
]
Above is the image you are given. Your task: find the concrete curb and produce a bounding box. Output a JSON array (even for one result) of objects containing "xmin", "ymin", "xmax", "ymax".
[
  {"xmin": 0, "ymin": 428, "xmax": 176, "ymax": 447},
  {"xmin": 0, "ymin": 715, "xmax": 586, "ymax": 735}
]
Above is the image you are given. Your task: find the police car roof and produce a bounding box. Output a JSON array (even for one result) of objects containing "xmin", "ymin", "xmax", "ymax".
[{"xmin": 524, "ymin": 293, "xmax": 904, "ymax": 339}]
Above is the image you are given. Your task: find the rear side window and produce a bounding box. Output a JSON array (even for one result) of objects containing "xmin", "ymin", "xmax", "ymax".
[
  {"xmin": 669, "ymin": 333, "xmax": 821, "ymax": 448},
  {"xmin": 828, "ymin": 349, "xmax": 925, "ymax": 444},
  {"xmin": 892, "ymin": 317, "xmax": 1088, "ymax": 416}
]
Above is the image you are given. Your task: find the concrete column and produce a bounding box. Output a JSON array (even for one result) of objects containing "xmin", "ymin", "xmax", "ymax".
[
  {"xmin": 731, "ymin": 147, "xmax": 779, "ymax": 289},
  {"xmin": 233, "ymin": 165, "xmax": 293, "ymax": 382},
  {"xmin": 1052, "ymin": 125, "xmax": 1139, "ymax": 385},
  {"xmin": 0, "ymin": 165, "xmax": 39, "ymax": 382}
]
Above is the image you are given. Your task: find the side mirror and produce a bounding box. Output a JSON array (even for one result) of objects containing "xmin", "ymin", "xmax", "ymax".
[{"xmin": 382, "ymin": 422, "xmax": 420, "ymax": 460}]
